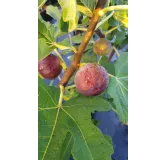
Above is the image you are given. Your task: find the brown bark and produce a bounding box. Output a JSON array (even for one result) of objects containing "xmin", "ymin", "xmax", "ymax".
[
  {"xmin": 59, "ymin": 0, "xmax": 107, "ymax": 86},
  {"xmin": 95, "ymin": 29, "xmax": 105, "ymax": 38},
  {"xmin": 108, "ymin": 49, "xmax": 115, "ymax": 63}
]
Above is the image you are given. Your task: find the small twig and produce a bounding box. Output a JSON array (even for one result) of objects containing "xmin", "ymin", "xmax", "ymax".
[
  {"xmin": 95, "ymin": 29, "xmax": 105, "ymax": 38},
  {"xmin": 78, "ymin": 14, "xmax": 84, "ymax": 24},
  {"xmin": 68, "ymin": 33, "xmax": 73, "ymax": 46},
  {"xmin": 98, "ymin": 56, "xmax": 102, "ymax": 64},
  {"xmin": 112, "ymin": 107, "xmax": 117, "ymax": 113},
  {"xmin": 75, "ymin": 28, "xmax": 87, "ymax": 32},
  {"xmin": 39, "ymin": 2, "xmax": 47, "ymax": 10},
  {"xmin": 104, "ymin": 26, "xmax": 119, "ymax": 36},
  {"xmin": 53, "ymin": 42, "xmax": 77, "ymax": 53},
  {"xmin": 65, "ymin": 84, "xmax": 76, "ymax": 90},
  {"xmin": 108, "ymin": 73, "xmax": 115, "ymax": 78},
  {"xmin": 96, "ymin": 11, "xmax": 114, "ymax": 30},
  {"xmin": 58, "ymin": 85, "xmax": 65, "ymax": 108},
  {"xmin": 105, "ymin": 24, "xmax": 124, "ymax": 36},
  {"xmin": 58, "ymin": 76, "xmax": 61, "ymax": 81},
  {"xmin": 120, "ymin": 122, "xmax": 128, "ymax": 127},
  {"xmin": 113, "ymin": 46, "xmax": 120, "ymax": 57},
  {"xmin": 49, "ymin": 80, "xmax": 54, "ymax": 86},
  {"xmin": 54, "ymin": 49, "xmax": 67, "ymax": 70},
  {"xmin": 108, "ymin": 49, "xmax": 115, "ymax": 63}
]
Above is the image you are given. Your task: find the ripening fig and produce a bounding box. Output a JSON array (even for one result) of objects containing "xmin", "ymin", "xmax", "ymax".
[
  {"xmin": 38, "ymin": 54, "xmax": 62, "ymax": 80},
  {"xmin": 74, "ymin": 63, "xmax": 109, "ymax": 96},
  {"xmin": 93, "ymin": 38, "xmax": 112, "ymax": 55}
]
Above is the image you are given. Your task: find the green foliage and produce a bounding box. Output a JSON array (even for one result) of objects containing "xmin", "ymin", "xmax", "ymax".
[
  {"xmin": 38, "ymin": 77, "xmax": 113, "ymax": 160},
  {"xmin": 106, "ymin": 25, "xmax": 128, "ymax": 49},
  {"xmin": 60, "ymin": 132, "xmax": 74, "ymax": 160},
  {"xmin": 71, "ymin": 35, "xmax": 84, "ymax": 43},
  {"xmin": 77, "ymin": 4, "xmax": 93, "ymax": 17},
  {"xmin": 57, "ymin": 38, "xmax": 72, "ymax": 47},
  {"xmin": 114, "ymin": 30, "xmax": 127, "ymax": 45},
  {"xmin": 81, "ymin": 51, "xmax": 97, "ymax": 63},
  {"xmin": 115, "ymin": 0, "xmax": 128, "ymax": 5},
  {"xmin": 101, "ymin": 21, "xmax": 110, "ymax": 32},
  {"xmin": 107, "ymin": 52, "xmax": 128, "ymax": 123},
  {"xmin": 108, "ymin": 17, "xmax": 119, "ymax": 27},
  {"xmin": 110, "ymin": 0, "xmax": 128, "ymax": 5},
  {"xmin": 46, "ymin": 6, "xmax": 61, "ymax": 21},
  {"xmin": 104, "ymin": 135, "xmax": 113, "ymax": 146},
  {"xmin": 58, "ymin": 0, "xmax": 78, "ymax": 32},
  {"xmin": 63, "ymin": 87, "xmax": 79, "ymax": 101},
  {"xmin": 99, "ymin": 56, "xmax": 115, "ymax": 75},
  {"xmin": 60, "ymin": 17, "xmax": 69, "ymax": 33},
  {"xmin": 38, "ymin": 0, "xmax": 128, "ymax": 159},
  {"xmin": 79, "ymin": 0, "xmax": 97, "ymax": 11},
  {"xmin": 38, "ymin": 19, "xmax": 59, "ymax": 60},
  {"xmin": 69, "ymin": 50, "xmax": 97, "ymax": 63},
  {"xmin": 113, "ymin": 10, "xmax": 128, "ymax": 28},
  {"xmin": 38, "ymin": 0, "xmax": 46, "ymax": 9}
]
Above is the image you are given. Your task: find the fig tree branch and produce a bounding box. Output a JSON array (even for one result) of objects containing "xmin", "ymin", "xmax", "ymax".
[
  {"xmin": 108, "ymin": 49, "xmax": 115, "ymax": 63},
  {"xmin": 59, "ymin": 0, "xmax": 108, "ymax": 86}
]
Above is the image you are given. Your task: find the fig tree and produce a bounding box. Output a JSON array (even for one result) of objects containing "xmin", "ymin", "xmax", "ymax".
[
  {"xmin": 93, "ymin": 38, "xmax": 112, "ymax": 55},
  {"xmin": 38, "ymin": 54, "xmax": 62, "ymax": 80},
  {"xmin": 74, "ymin": 63, "xmax": 109, "ymax": 96}
]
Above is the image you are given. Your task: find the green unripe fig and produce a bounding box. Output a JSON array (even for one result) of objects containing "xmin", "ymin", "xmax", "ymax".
[{"xmin": 93, "ymin": 38, "xmax": 112, "ymax": 55}]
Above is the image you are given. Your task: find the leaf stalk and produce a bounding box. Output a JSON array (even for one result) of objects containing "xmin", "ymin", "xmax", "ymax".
[
  {"xmin": 100, "ymin": 5, "xmax": 128, "ymax": 16},
  {"xmin": 54, "ymin": 49, "xmax": 67, "ymax": 70},
  {"xmin": 58, "ymin": 85, "xmax": 65, "ymax": 108}
]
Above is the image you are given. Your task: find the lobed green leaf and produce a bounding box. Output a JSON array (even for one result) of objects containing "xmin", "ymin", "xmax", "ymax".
[
  {"xmin": 38, "ymin": 19, "xmax": 60, "ymax": 60},
  {"xmin": 38, "ymin": 77, "xmax": 114, "ymax": 160},
  {"xmin": 107, "ymin": 52, "xmax": 128, "ymax": 123}
]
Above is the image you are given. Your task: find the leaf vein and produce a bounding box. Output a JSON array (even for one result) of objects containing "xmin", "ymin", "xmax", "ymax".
[
  {"xmin": 62, "ymin": 108, "xmax": 94, "ymax": 160},
  {"xmin": 116, "ymin": 61, "xmax": 127, "ymax": 77},
  {"xmin": 42, "ymin": 108, "xmax": 60, "ymax": 160},
  {"xmin": 61, "ymin": 134, "xmax": 72, "ymax": 160},
  {"xmin": 39, "ymin": 84, "xmax": 57, "ymax": 106}
]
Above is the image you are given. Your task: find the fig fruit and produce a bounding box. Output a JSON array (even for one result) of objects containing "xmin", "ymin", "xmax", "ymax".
[
  {"xmin": 93, "ymin": 38, "xmax": 112, "ymax": 55},
  {"xmin": 74, "ymin": 63, "xmax": 109, "ymax": 96},
  {"xmin": 38, "ymin": 54, "xmax": 62, "ymax": 80}
]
